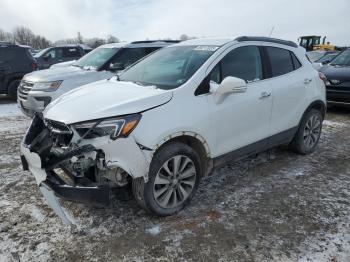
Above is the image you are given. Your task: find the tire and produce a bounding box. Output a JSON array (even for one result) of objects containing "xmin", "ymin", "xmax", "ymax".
[
  {"xmin": 7, "ymin": 79, "xmax": 21, "ymax": 100},
  {"xmin": 132, "ymin": 142, "xmax": 202, "ymax": 216},
  {"xmin": 290, "ymin": 109, "xmax": 323, "ymax": 155}
]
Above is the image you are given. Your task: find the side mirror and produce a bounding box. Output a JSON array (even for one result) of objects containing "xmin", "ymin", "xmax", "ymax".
[
  {"xmin": 212, "ymin": 76, "xmax": 247, "ymax": 95},
  {"xmin": 109, "ymin": 63, "xmax": 124, "ymax": 71}
]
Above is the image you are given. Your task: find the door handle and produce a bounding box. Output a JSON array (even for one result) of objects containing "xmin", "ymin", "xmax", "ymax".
[
  {"xmin": 260, "ymin": 91, "xmax": 271, "ymax": 99},
  {"xmin": 304, "ymin": 78, "xmax": 312, "ymax": 84}
]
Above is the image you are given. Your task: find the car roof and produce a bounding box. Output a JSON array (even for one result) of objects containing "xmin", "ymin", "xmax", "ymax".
[
  {"xmin": 0, "ymin": 42, "xmax": 30, "ymax": 49},
  {"xmin": 100, "ymin": 40, "xmax": 181, "ymax": 49},
  {"xmin": 172, "ymin": 36, "xmax": 299, "ymax": 49},
  {"xmin": 173, "ymin": 38, "xmax": 232, "ymax": 47}
]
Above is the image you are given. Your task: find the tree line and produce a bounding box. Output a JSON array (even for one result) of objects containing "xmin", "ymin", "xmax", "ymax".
[
  {"xmin": 0, "ymin": 26, "xmax": 121, "ymax": 50},
  {"xmin": 0, "ymin": 26, "xmax": 196, "ymax": 50}
]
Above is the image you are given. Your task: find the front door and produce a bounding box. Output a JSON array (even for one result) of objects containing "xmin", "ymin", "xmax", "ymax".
[{"xmin": 207, "ymin": 45, "xmax": 273, "ymax": 157}]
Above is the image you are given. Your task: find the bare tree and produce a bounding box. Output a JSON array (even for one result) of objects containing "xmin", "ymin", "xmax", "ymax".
[
  {"xmin": 77, "ymin": 32, "xmax": 83, "ymax": 44},
  {"xmin": 106, "ymin": 35, "xmax": 119, "ymax": 43},
  {"xmin": 85, "ymin": 37, "xmax": 106, "ymax": 48},
  {"xmin": 179, "ymin": 34, "xmax": 196, "ymax": 41},
  {"xmin": 0, "ymin": 29, "xmax": 14, "ymax": 42},
  {"xmin": 13, "ymin": 26, "xmax": 35, "ymax": 46}
]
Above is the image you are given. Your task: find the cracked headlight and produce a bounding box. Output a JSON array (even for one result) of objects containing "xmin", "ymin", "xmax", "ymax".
[
  {"xmin": 31, "ymin": 80, "xmax": 63, "ymax": 91},
  {"xmin": 72, "ymin": 114, "xmax": 141, "ymax": 140}
]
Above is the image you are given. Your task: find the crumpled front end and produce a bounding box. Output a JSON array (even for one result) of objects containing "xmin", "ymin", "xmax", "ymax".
[{"xmin": 20, "ymin": 115, "xmax": 151, "ymax": 224}]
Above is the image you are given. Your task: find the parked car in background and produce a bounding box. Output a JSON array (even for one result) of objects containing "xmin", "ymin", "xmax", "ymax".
[
  {"xmin": 320, "ymin": 48, "xmax": 350, "ymax": 106},
  {"xmin": 0, "ymin": 42, "xmax": 37, "ymax": 98},
  {"xmin": 34, "ymin": 45, "xmax": 87, "ymax": 69},
  {"xmin": 18, "ymin": 40, "xmax": 178, "ymax": 117},
  {"xmin": 315, "ymin": 52, "xmax": 339, "ymax": 65},
  {"xmin": 306, "ymin": 50, "xmax": 338, "ymax": 62},
  {"xmin": 311, "ymin": 51, "xmax": 340, "ymax": 71},
  {"xmin": 50, "ymin": 60, "xmax": 76, "ymax": 68},
  {"xmin": 20, "ymin": 37, "xmax": 326, "ymax": 222}
]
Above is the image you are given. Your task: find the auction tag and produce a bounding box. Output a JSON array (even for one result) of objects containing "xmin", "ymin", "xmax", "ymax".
[{"xmin": 194, "ymin": 46, "xmax": 219, "ymax": 52}]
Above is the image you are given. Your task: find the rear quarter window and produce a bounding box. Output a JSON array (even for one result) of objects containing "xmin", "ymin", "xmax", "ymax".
[{"xmin": 0, "ymin": 48, "xmax": 15, "ymax": 62}]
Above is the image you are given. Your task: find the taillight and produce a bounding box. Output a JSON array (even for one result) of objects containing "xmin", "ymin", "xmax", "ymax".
[
  {"xmin": 32, "ymin": 62, "xmax": 38, "ymax": 71},
  {"xmin": 318, "ymin": 72, "xmax": 327, "ymax": 84}
]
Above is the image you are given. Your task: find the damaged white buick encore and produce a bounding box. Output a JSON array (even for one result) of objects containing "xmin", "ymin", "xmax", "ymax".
[{"xmin": 21, "ymin": 37, "xmax": 326, "ymax": 222}]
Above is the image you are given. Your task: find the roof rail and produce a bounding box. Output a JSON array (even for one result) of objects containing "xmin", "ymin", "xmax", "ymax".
[
  {"xmin": 235, "ymin": 36, "xmax": 298, "ymax": 48},
  {"xmin": 130, "ymin": 40, "xmax": 181, "ymax": 44}
]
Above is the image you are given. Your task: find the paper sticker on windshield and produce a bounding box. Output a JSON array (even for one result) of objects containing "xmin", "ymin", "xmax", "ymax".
[{"xmin": 194, "ymin": 46, "xmax": 219, "ymax": 52}]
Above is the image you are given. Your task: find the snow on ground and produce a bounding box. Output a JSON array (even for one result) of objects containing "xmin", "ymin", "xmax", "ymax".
[
  {"xmin": 0, "ymin": 101, "xmax": 22, "ymax": 117},
  {"xmin": 0, "ymin": 104, "xmax": 350, "ymax": 261}
]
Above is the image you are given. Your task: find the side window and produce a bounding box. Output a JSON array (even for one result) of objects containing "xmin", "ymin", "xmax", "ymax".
[
  {"xmin": 0, "ymin": 48, "xmax": 15, "ymax": 62},
  {"xmin": 195, "ymin": 46, "xmax": 262, "ymax": 96},
  {"xmin": 144, "ymin": 47, "xmax": 160, "ymax": 55},
  {"xmin": 63, "ymin": 47, "xmax": 80, "ymax": 58},
  {"xmin": 45, "ymin": 49, "xmax": 56, "ymax": 59},
  {"xmin": 291, "ymin": 52, "xmax": 302, "ymax": 70},
  {"xmin": 112, "ymin": 48, "xmax": 146, "ymax": 68},
  {"xmin": 221, "ymin": 46, "xmax": 263, "ymax": 82},
  {"xmin": 266, "ymin": 47, "xmax": 294, "ymax": 77},
  {"xmin": 56, "ymin": 48, "xmax": 63, "ymax": 59}
]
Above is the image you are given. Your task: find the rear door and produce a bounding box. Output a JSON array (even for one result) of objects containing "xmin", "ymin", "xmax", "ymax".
[{"xmin": 265, "ymin": 46, "xmax": 307, "ymax": 136}]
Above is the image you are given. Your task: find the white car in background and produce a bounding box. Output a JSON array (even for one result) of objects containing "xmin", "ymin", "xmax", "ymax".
[
  {"xmin": 17, "ymin": 40, "xmax": 178, "ymax": 117},
  {"xmin": 21, "ymin": 37, "xmax": 326, "ymax": 223}
]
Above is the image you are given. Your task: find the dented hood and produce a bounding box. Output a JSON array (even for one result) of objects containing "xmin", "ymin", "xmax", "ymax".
[{"xmin": 44, "ymin": 79, "xmax": 173, "ymax": 124}]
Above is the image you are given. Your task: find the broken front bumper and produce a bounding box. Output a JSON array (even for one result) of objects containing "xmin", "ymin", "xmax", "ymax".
[
  {"xmin": 20, "ymin": 115, "xmax": 151, "ymax": 224},
  {"xmin": 21, "ymin": 145, "xmax": 110, "ymax": 224}
]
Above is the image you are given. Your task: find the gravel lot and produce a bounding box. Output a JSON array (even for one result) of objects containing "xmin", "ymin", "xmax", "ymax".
[{"xmin": 0, "ymin": 97, "xmax": 350, "ymax": 262}]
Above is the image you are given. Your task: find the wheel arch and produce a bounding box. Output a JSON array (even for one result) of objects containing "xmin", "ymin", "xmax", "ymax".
[
  {"xmin": 300, "ymin": 100, "xmax": 326, "ymax": 124},
  {"xmin": 153, "ymin": 132, "xmax": 212, "ymax": 176}
]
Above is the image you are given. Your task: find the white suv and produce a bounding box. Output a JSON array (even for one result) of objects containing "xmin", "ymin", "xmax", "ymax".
[{"xmin": 20, "ymin": 37, "xmax": 326, "ymax": 223}]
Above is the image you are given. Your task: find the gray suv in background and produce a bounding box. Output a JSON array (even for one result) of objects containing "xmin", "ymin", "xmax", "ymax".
[
  {"xmin": 34, "ymin": 45, "xmax": 90, "ymax": 69},
  {"xmin": 0, "ymin": 42, "xmax": 38, "ymax": 98},
  {"xmin": 18, "ymin": 40, "xmax": 178, "ymax": 117}
]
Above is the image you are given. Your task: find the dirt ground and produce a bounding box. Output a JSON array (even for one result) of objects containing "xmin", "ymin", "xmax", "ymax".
[{"xmin": 0, "ymin": 97, "xmax": 350, "ymax": 262}]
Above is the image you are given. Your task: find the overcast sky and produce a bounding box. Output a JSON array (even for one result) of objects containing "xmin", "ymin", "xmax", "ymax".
[{"xmin": 0, "ymin": 0, "xmax": 349, "ymax": 45}]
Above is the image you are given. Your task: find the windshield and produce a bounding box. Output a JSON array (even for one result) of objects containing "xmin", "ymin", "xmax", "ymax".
[
  {"xmin": 315, "ymin": 53, "xmax": 338, "ymax": 63},
  {"xmin": 34, "ymin": 47, "xmax": 50, "ymax": 58},
  {"xmin": 119, "ymin": 45, "xmax": 218, "ymax": 90},
  {"xmin": 73, "ymin": 47, "xmax": 119, "ymax": 70},
  {"xmin": 330, "ymin": 49, "xmax": 350, "ymax": 66}
]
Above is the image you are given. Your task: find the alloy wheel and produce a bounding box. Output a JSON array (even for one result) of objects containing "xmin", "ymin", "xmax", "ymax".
[
  {"xmin": 153, "ymin": 155, "xmax": 196, "ymax": 209},
  {"xmin": 303, "ymin": 114, "xmax": 322, "ymax": 149}
]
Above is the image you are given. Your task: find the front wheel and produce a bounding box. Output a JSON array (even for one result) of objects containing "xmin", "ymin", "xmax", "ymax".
[
  {"xmin": 132, "ymin": 142, "xmax": 202, "ymax": 216},
  {"xmin": 290, "ymin": 109, "xmax": 323, "ymax": 155}
]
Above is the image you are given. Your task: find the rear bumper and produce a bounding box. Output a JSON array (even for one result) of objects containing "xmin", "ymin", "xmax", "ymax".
[{"xmin": 326, "ymin": 87, "xmax": 350, "ymax": 105}]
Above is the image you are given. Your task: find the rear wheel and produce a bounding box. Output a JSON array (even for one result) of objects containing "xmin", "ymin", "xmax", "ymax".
[
  {"xmin": 7, "ymin": 79, "xmax": 21, "ymax": 100},
  {"xmin": 132, "ymin": 142, "xmax": 202, "ymax": 216},
  {"xmin": 290, "ymin": 109, "xmax": 323, "ymax": 155}
]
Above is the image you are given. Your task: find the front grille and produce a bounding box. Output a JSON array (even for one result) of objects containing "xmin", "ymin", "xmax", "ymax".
[
  {"xmin": 45, "ymin": 119, "xmax": 72, "ymax": 135},
  {"xmin": 18, "ymin": 81, "xmax": 34, "ymax": 100}
]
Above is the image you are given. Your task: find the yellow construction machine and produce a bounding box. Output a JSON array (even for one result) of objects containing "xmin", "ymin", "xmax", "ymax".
[{"xmin": 298, "ymin": 36, "xmax": 336, "ymax": 51}]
